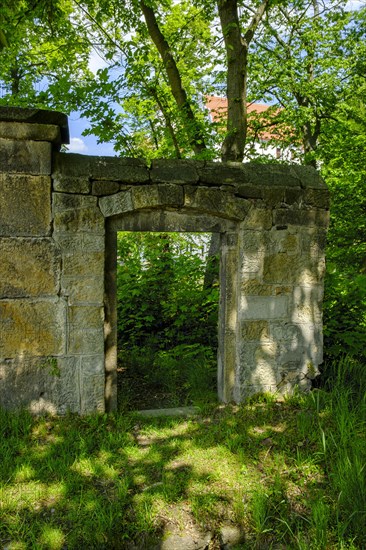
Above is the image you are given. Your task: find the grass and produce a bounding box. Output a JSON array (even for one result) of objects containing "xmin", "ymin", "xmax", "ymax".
[{"xmin": 1, "ymin": 358, "xmax": 365, "ymax": 549}]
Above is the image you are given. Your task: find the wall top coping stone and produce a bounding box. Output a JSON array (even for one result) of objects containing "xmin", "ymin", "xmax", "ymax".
[
  {"xmin": 0, "ymin": 106, "xmax": 69, "ymax": 144},
  {"xmin": 53, "ymin": 152, "xmax": 327, "ymax": 192}
]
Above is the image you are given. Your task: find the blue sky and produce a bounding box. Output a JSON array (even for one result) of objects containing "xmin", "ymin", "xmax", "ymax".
[{"xmin": 66, "ymin": 112, "xmax": 116, "ymax": 157}]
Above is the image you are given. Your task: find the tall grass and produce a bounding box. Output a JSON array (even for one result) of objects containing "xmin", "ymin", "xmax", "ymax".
[
  {"xmin": 318, "ymin": 357, "xmax": 366, "ymax": 544},
  {"xmin": 0, "ymin": 356, "xmax": 365, "ymax": 549}
]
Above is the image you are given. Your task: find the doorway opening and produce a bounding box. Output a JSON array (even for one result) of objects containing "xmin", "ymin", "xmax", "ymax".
[{"xmin": 116, "ymin": 231, "xmax": 219, "ymax": 411}]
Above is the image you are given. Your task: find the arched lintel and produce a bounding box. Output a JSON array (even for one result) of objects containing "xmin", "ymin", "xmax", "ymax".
[{"xmin": 107, "ymin": 207, "xmax": 239, "ymax": 234}]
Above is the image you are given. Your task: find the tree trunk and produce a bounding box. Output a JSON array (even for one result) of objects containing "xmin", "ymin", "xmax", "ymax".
[
  {"xmin": 140, "ymin": 0, "xmax": 206, "ymax": 156},
  {"xmin": 218, "ymin": 0, "xmax": 247, "ymax": 162},
  {"xmin": 218, "ymin": 0, "xmax": 270, "ymax": 163}
]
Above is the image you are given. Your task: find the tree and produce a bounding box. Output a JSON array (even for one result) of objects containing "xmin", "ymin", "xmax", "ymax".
[
  {"xmin": 247, "ymin": 0, "xmax": 365, "ymax": 166},
  {"xmin": 0, "ymin": 0, "xmax": 92, "ymax": 112}
]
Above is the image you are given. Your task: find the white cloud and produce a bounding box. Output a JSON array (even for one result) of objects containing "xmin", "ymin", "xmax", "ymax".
[
  {"xmin": 67, "ymin": 137, "xmax": 88, "ymax": 153},
  {"xmin": 88, "ymin": 49, "xmax": 109, "ymax": 74}
]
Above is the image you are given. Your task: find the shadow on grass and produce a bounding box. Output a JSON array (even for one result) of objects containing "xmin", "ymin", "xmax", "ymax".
[{"xmin": 0, "ymin": 395, "xmax": 357, "ymax": 549}]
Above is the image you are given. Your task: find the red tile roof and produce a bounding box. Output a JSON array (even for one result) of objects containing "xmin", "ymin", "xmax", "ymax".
[{"xmin": 206, "ymin": 96, "xmax": 286, "ymax": 142}]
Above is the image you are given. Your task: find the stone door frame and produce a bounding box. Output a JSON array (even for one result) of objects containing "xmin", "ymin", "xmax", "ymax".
[{"xmin": 103, "ymin": 208, "xmax": 241, "ymax": 411}]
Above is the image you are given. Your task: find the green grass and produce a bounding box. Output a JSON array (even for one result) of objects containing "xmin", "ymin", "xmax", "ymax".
[{"xmin": 1, "ymin": 359, "xmax": 365, "ymax": 549}]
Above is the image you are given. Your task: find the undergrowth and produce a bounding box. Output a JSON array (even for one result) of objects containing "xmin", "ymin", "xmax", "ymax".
[{"xmin": 0, "ymin": 357, "xmax": 365, "ymax": 549}]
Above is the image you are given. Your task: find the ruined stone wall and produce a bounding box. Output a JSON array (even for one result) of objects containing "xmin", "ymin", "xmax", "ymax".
[{"xmin": 0, "ymin": 108, "xmax": 329, "ymax": 414}]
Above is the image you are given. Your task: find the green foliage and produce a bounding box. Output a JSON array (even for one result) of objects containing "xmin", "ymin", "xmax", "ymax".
[{"xmin": 117, "ymin": 232, "xmax": 219, "ymax": 407}]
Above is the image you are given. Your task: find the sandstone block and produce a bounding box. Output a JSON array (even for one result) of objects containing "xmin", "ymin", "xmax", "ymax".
[
  {"xmin": 0, "ymin": 299, "xmax": 66, "ymax": 357},
  {"xmin": 241, "ymin": 295, "xmax": 288, "ymax": 319},
  {"xmin": 263, "ymin": 253, "xmax": 322, "ymax": 285},
  {"xmin": 92, "ymin": 180, "xmax": 120, "ymax": 196},
  {"xmin": 53, "ymin": 194, "xmax": 104, "ymax": 233},
  {"xmin": 54, "ymin": 356, "xmax": 82, "ymax": 414},
  {"xmin": 80, "ymin": 355, "xmax": 105, "ymax": 413},
  {"xmin": 0, "ymin": 174, "xmax": 51, "ymax": 236},
  {"xmin": 185, "ymin": 186, "xmax": 250, "ymax": 220},
  {"xmin": 242, "ymin": 207, "xmax": 272, "ymax": 230},
  {"xmin": 91, "ymin": 156, "xmax": 149, "ymax": 183},
  {"xmin": 241, "ymin": 251, "xmax": 265, "ymax": 274},
  {"xmin": 151, "ymin": 159, "xmax": 199, "ymax": 184},
  {"xmin": 0, "ymin": 122, "xmax": 61, "ymax": 144},
  {"xmin": 53, "ymin": 175, "xmax": 91, "ymax": 194},
  {"xmin": 68, "ymin": 328, "xmax": 104, "ymax": 355},
  {"xmin": 68, "ymin": 306, "xmax": 104, "ymax": 328},
  {"xmin": 61, "ymin": 276, "xmax": 104, "ymax": 304},
  {"xmin": 0, "ymin": 138, "xmax": 51, "ymax": 174},
  {"xmin": 0, "ymin": 356, "xmax": 59, "ymax": 413},
  {"xmin": 99, "ymin": 190, "xmax": 133, "ymax": 217},
  {"xmin": 273, "ymin": 209, "xmax": 330, "ymax": 228},
  {"xmin": 52, "ymin": 233, "xmax": 105, "ymax": 253},
  {"xmin": 157, "ymin": 184, "xmax": 184, "ymax": 207},
  {"xmin": 241, "ymin": 280, "xmax": 274, "ymax": 296},
  {"xmin": 0, "ymin": 238, "xmax": 61, "ymax": 298},
  {"xmin": 241, "ymin": 320, "xmax": 270, "ymax": 340},
  {"xmin": 62, "ymin": 251, "xmax": 104, "ymax": 278}
]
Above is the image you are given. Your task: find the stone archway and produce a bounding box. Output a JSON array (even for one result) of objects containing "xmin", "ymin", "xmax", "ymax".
[{"xmin": 0, "ymin": 108, "xmax": 329, "ymax": 414}]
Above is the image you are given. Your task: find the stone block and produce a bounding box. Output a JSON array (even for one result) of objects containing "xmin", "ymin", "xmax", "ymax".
[
  {"xmin": 61, "ymin": 276, "xmax": 104, "ymax": 305},
  {"xmin": 241, "ymin": 320, "xmax": 270, "ymax": 340},
  {"xmin": 0, "ymin": 299, "xmax": 66, "ymax": 357},
  {"xmin": 290, "ymin": 165, "xmax": 326, "ymax": 189},
  {"xmin": 157, "ymin": 184, "xmax": 184, "ymax": 207},
  {"xmin": 263, "ymin": 253, "xmax": 322, "ymax": 285},
  {"xmin": 0, "ymin": 138, "xmax": 51, "ymax": 174},
  {"xmin": 0, "ymin": 356, "xmax": 60, "ymax": 413},
  {"xmin": 151, "ymin": 159, "xmax": 199, "ymax": 184},
  {"xmin": 53, "ymin": 175, "xmax": 91, "ymax": 194},
  {"xmin": 99, "ymin": 190, "xmax": 133, "ymax": 217},
  {"xmin": 91, "ymin": 156, "xmax": 149, "ymax": 183},
  {"xmin": 0, "ymin": 122, "xmax": 61, "ymax": 144},
  {"xmin": 185, "ymin": 186, "xmax": 250, "ymax": 220},
  {"xmin": 53, "ymin": 194, "xmax": 104, "ymax": 233},
  {"xmin": 92, "ymin": 180, "xmax": 120, "ymax": 196},
  {"xmin": 54, "ymin": 356, "xmax": 81, "ymax": 414},
  {"xmin": 68, "ymin": 328, "xmax": 104, "ymax": 355},
  {"xmin": 53, "ymin": 152, "xmax": 91, "ymax": 177},
  {"xmin": 242, "ymin": 207, "xmax": 272, "ymax": 230},
  {"xmin": 239, "ymin": 342, "xmax": 278, "ymax": 386},
  {"xmin": 241, "ymin": 251, "xmax": 265, "ymax": 274},
  {"xmin": 284, "ymin": 188, "xmax": 305, "ymax": 206},
  {"xmin": 241, "ymin": 280, "xmax": 274, "ymax": 296},
  {"xmin": 268, "ymin": 229, "xmax": 300, "ymax": 255},
  {"xmin": 273, "ymin": 208, "xmax": 330, "ymax": 228},
  {"xmin": 132, "ymin": 184, "xmax": 159, "ymax": 209},
  {"xmin": 303, "ymin": 188, "xmax": 330, "ymax": 209},
  {"xmin": 236, "ymin": 184, "xmax": 263, "ymax": 199},
  {"xmin": 262, "ymin": 186, "xmax": 286, "ymax": 207},
  {"xmin": 80, "ymin": 355, "xmax": 105, "ymax": 413},
  {"xmin": 0, "ymin": 238, "xmax": 61, "ymax": 298},
  {"xmin": 241, "ymin": 295, "xmax": 288, "ymax": 319},
  {"xmin": 62, "ymin": 252, "xmax": 104, "ymax": 278},
  {"xmin": 0, "ymin": 107, "xmax": 69, "ymax": 143},
  {"xmin": 291, "ymin": 286, "xmax": 323, "ymax": 323},
  {"xmin": 68, "ymin": 306, "xmax": 104, "ymax": 328},
  {"xmin": 52, "ymin": 233, "xmax": 105, "ymax": 254},
  {"xmin": 241, "ymin": 230, "xmax": 265, "ymax": 252},
  {"xmin": 0, "ymin": 174, "xmax": 51, "ymax": 236},
  {"xmin": 200, "ymin": 163, "xmax": 303, "ymax": 187}
]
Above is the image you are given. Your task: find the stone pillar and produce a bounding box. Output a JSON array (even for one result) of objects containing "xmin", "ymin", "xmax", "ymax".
[{"xmin": 0, "ymin": 108, "xmax": 68, "ymax": 413}]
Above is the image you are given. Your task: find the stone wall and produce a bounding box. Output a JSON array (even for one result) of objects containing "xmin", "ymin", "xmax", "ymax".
[{"xmin": 0, "ymin": 107, "xmax": 329, "ymax": 414}]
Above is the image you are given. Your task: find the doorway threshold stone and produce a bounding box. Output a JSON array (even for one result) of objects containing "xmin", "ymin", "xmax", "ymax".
[{"xmin": 135, "ymin": 406, "xmax": 200, "ymax": 418}]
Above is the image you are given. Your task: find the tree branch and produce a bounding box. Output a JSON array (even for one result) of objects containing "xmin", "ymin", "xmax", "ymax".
[{"xmin": 140, "ymin": 0, "xmax": 206, "ymax": 155}]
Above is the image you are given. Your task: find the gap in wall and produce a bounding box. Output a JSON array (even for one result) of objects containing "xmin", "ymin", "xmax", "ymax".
[{"xmin": 116, "ymin": 231, "xmax": 219, "ymax": 411}]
